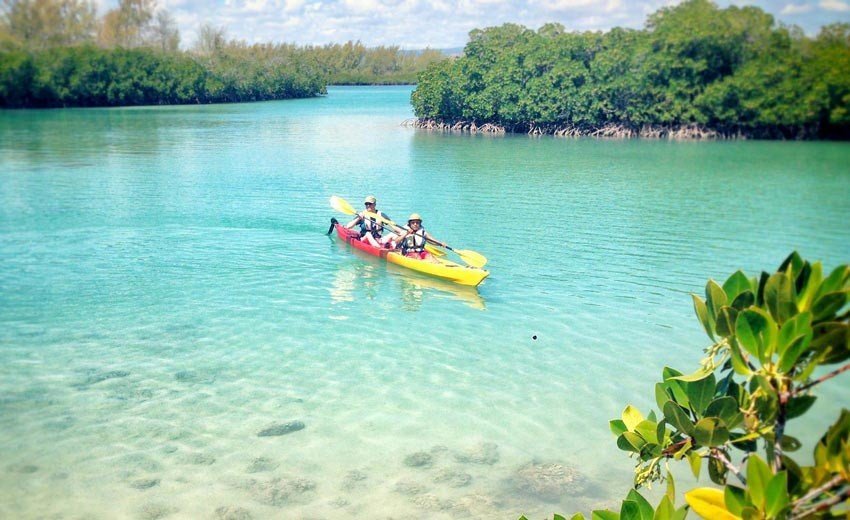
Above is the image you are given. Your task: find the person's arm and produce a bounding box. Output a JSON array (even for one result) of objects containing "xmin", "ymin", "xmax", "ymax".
[
  {"xmin": 424, "ymin": 231, "xmax": 445, "ymax": 248},
  {"xmin": 394, "ymin": 228, "xmax": 410, "ymax": 246},
  {"xmin": 344, "ymin": 213, "xmax": 363, "ymax": 229},
  {"xmin": 345, "ymin": 213, "xmax": 363, "ymax": 229}
]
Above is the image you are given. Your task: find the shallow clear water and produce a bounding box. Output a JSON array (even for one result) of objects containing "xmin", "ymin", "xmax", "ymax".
[{"xmin": 1, "ymin": 86, "xmax": 849, "ymax": 519}]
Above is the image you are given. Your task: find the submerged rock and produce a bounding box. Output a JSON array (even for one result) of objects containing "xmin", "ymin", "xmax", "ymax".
[
  {"xmin": 454, "ymin": 442, "xmax": 499, "ymax": 465},
  {"xmin": 257, "ymin": 421, "xmax": 305, "ymax": 437},
  {"xmin": 451, "ymin": 493, "xmax": 503, "ymax": 517},
  {"xmin": 251, "ymin": 477, "xmax": 317, "ymax": 507},
  {"xmin": 174, "ymin": 370, "xmax": 216, "ymax": 384},
  {"xmin": 329, "ymin": 497, "xmax": 350, "ymax": 508},
  {"xmin": 403, "ymin": 451, "xmax": 433, "ymax": 468},
  {"xmin": 246, "ymin": 457, "xmax": 278, "ymax": 474},
  {"xmin": 120, "ymin": 453, "xmax": 162, "ymax": 473},
  {"xmin": 182, "ymin": 452, "xmax": 216, "ymax": 466},
  {"xmin": 45, "ymin": 415, "xmax": 75, "ymax": 432},
  {"xmin": 430, "ymin": 445, "xmax": 449, "ymax": 455},
  {"xmin": 139, "ymin": 502, "xmax": 178, "ymax": 520},
  {"xmin": 433, "ymin": 468, "xmax": 472, "ymax": 488},
  {"xmin": 76, "ymin": 370, "xmax": 130, "ymax": 388},
  {"xmin": 411, "ymin": 493, "xmax": 453, "ymax": 511},
  {"xmin": 7, "ymin": 463, "xmax": 39, "ymax": 474},
  {"xmin": 130, "ymin": 478, "xmax": 161, "ymax": 490},
  {"xmin": 341, "ymin": 470, "xmax": 367, "ymax": 490},
  {"xmin": 214, "ymin": 506, "xmax": 253, "ymax": 520},
  {"xmin": 394, "ymin": 480, "xmax": 427, "ymax": 496},
  {"xmin": 511, "ymin": 461, "xmax": 586, "ymax": 502}
]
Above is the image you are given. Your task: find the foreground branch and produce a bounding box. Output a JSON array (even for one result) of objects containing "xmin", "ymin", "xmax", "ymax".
[
  {"xmin": 791, "ymin": 483, "xmax": 849, "ymax": 519},
  {"xmin": 796, "ymin": 363, "xmax": 850, "ymax": 394},
  {"xmin": 709, "ymin": 448, "xmax": 747, "ymax": 486},
  {"xmin": 791, "ymin": 475, "xmax": 846, "ymax": 515}
]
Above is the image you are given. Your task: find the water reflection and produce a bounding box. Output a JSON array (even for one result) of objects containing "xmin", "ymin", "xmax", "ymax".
[
  {"xmin": 330, "ymin": 261, "xmax": 382, "ymax": 304},
  {"xmin": 329, "ymin": 237, "xmax": 486, "ymax": 310},
  {"xmin": 389, "ymin": 264, "xmax": 486, "ymax": 310}
]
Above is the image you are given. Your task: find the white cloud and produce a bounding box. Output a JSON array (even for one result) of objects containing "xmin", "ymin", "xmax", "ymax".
[
  {"xmin": 244, "ymin": 0, "xmax": 271, "ymax": 12},
  {"xmin": 819, "ymin": 0, "xmax": 850, "ymax": 11},
  {"xmin": 284, "ymin": 0, "xmax": 307, "ymax": 12},
  {"xmin": 780, "ymin": 3, "xmax": 814, "ymax": 14},
  {"xmin": 122, "ymin": 0, "xmax": 850, "ymax": 49},
  {"xmin": 540, "ymin": 0, "xmax": 598, "ymax": 10},
  {"xmin": 342, "ymin": 0, "xmax": 383, "ymax": 13}
]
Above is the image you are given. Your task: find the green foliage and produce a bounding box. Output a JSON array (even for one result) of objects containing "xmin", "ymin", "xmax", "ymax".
[
  {"xmin": 0, "ymin": 44, "xmax": 326, "ymax": 107},
  {"xmin": 0, "ymin": 1, "xmax": 447, "ymax": 107},
  {"xmin": 309, "ymin": 42, "xmax": 444, "ymax": 85},
  {"xmin": 412, "ymin": 0, "xmax": 850, "ymax": 138},
  {"xmin": 545, "ymin": 253, "xmax": 849, "ymax": 520}
]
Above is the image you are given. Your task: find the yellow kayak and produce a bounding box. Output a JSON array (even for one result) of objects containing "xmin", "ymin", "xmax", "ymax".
[{"xmin": 332, "ymin": 220, "xmax": 489, "ymax": 287}]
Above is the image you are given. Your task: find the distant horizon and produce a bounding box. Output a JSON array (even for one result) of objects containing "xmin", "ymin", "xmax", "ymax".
[{"xmin": 89, "ymin": 0, "xmax": 850, "ymax": 50}]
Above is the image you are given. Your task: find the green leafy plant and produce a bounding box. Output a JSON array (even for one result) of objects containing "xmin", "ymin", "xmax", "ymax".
[
  {"xmin": 532, "ymin": 253, "xmax": 849, "ymax": 520},
  {"xmin": 411, "ymin": 1, "xmax": 850, "ymax": 139}
]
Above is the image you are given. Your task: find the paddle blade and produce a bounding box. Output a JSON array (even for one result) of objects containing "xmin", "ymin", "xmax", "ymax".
[
  {"xmin": 330, "ymin": 195, "xmax": 356, "ymax": 215},
  {"xmin": 457, "ymin": 249, "xmax": 488, "ymax": 268}
]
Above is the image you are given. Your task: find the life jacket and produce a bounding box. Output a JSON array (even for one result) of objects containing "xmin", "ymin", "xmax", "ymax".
[
  {"xmin": 359, "ymin": 210, "xmax": 385, "ymax": 238},
  {"xmin": 400, "ymin": 226, "xmax": 427, "ymax": 254}
]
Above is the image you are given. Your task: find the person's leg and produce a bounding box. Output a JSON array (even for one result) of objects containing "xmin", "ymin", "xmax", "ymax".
[
  {"xmin": 363, "ymin": 233, "xmax": 381, "ymax": 248},
  {"xmin": 379, "ymin": 233, "xmax": 397, "ymax": 249}
]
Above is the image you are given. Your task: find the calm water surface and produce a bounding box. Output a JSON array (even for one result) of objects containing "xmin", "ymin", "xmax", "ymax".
[{"xmin": 1, "ymin": 86, "xmax": 849, "ymax": 519}]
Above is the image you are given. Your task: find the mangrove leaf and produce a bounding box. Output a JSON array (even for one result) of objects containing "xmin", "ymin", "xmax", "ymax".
[
  {"xmin": 610, "ymin": 419, "xmax": 628, "ymax": 437},
  {"xmin": 724, "ymin": 485, "xmax": 746, "ymax": 517},
  {"xmin": 735, "ymin": 308, "xmax": 776, "ymax": 363},
  {"xmin": 746, "ymin": 455, "xmax": 772, "ymax": 510},
  {"xmin": 730, "ymin": 291, "xmax": 755, "ymax": 311},
  {"xmin": 663, "ymin": 401, "xmax": 695, "ymax": 437},
  {"xmin": 684, "ymin": 488, "xmax": 738, "ymax": 520},
  {"xmin": 716, "ymin": 306, "xmax": 738, "ymax": 338},
  {"xmin": 692, "ymin": 294, "xmax": 714, "ymax": 340},
  {"xmin": 812, "ymin": 290, "xmax": 849, "ymax": 322},
  {"xmin": 706, "ymin": 280, "xmax": 728, "ymax": 321},
  {"xmin": 723, "ymin": 270, "xmax": 752, "ymax": 303},
  {"xmin": 705, "ymin": 396, "xmax": 743, "ymax": 429},
  {"xmin": 765, "ymin": 471, "xmax": 789, "ymax": 518},
  {"xmin": 686, "ymin": 373, "xmax": 717, "ymax": 415},
  {"xmin": 694, "ymin": 417, "xmax": 730, "ymax": 447},
  {"xmin": 622, "ymin": 405, "xmax": 644, "ymax": 431}
]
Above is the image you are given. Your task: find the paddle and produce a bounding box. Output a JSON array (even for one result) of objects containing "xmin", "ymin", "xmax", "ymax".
[
  {"xmin": 329, "ymin": 195, "xmax": 488, "ymax": 268},
  {"xmin": 330, "ymin": 195, "xmax": 436, "ymax": 252},
  {"xmin": 329, "ymin": 195, "xmax": 406, "ymax": 235}
]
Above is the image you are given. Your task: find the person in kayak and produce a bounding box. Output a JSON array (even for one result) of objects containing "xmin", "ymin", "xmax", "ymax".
[
  {"xmin": 395, "ymin": 213, "xmax": 446, "ymax": 260},
  {"xmin": 344, "ymin": 195, "xmax": 397, "ymax": 248}
]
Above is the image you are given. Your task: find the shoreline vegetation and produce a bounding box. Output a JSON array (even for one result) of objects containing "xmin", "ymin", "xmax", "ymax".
[
  {"xmin": 411, "ymin": 0, "xmax": 850, "ymax": 140},
  {"xmin": 2, "ymin": 0, "xmax": 848, "ymax": 142},
  {"xmin": 0, "ymin": 0, "xmax": 441, "ymax": 108}
]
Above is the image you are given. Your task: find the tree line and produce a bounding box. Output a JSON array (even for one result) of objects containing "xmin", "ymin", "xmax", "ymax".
[
  {"xmin": 0, "ymin": 0, "xmax": 445, "ymax": 107},
  {"xmin": 411, "ymin": 0, "xmax": 850, "ymax": 139}
]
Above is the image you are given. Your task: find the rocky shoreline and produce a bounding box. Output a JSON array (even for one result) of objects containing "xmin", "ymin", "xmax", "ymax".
[{"xmin": 403, "ymin": 118, "xmax": 819, "ymax": 140}]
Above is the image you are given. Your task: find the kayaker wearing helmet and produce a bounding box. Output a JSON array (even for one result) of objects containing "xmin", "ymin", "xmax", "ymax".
[
  {"xmin": 344, "ymin": 195, "xmax": 396, "ymax": 248},
  {"xmin": 396, "ymin": 213, "xmax": 446, "ymax": 260}
]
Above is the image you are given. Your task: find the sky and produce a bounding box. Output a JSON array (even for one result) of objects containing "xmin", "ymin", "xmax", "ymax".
[{"xmin": 95, "ymin": 0, "xmax": 850, "ymax": 49}]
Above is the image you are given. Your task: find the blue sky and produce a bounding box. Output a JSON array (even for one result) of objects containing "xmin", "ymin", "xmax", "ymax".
[{"xmin": 98, "ymin": 0, "xmax": 850, "ymax": 48}]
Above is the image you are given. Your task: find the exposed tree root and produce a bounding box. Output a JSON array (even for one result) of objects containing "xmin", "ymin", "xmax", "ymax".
[{"xmin": 403, "ymin": 119, "xmax": 817, "ymax": 140}]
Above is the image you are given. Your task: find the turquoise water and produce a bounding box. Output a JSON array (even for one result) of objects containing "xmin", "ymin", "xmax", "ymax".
[{"xmin": 1, "ymin": 86, "xmax": 849, "ymax": 519}]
